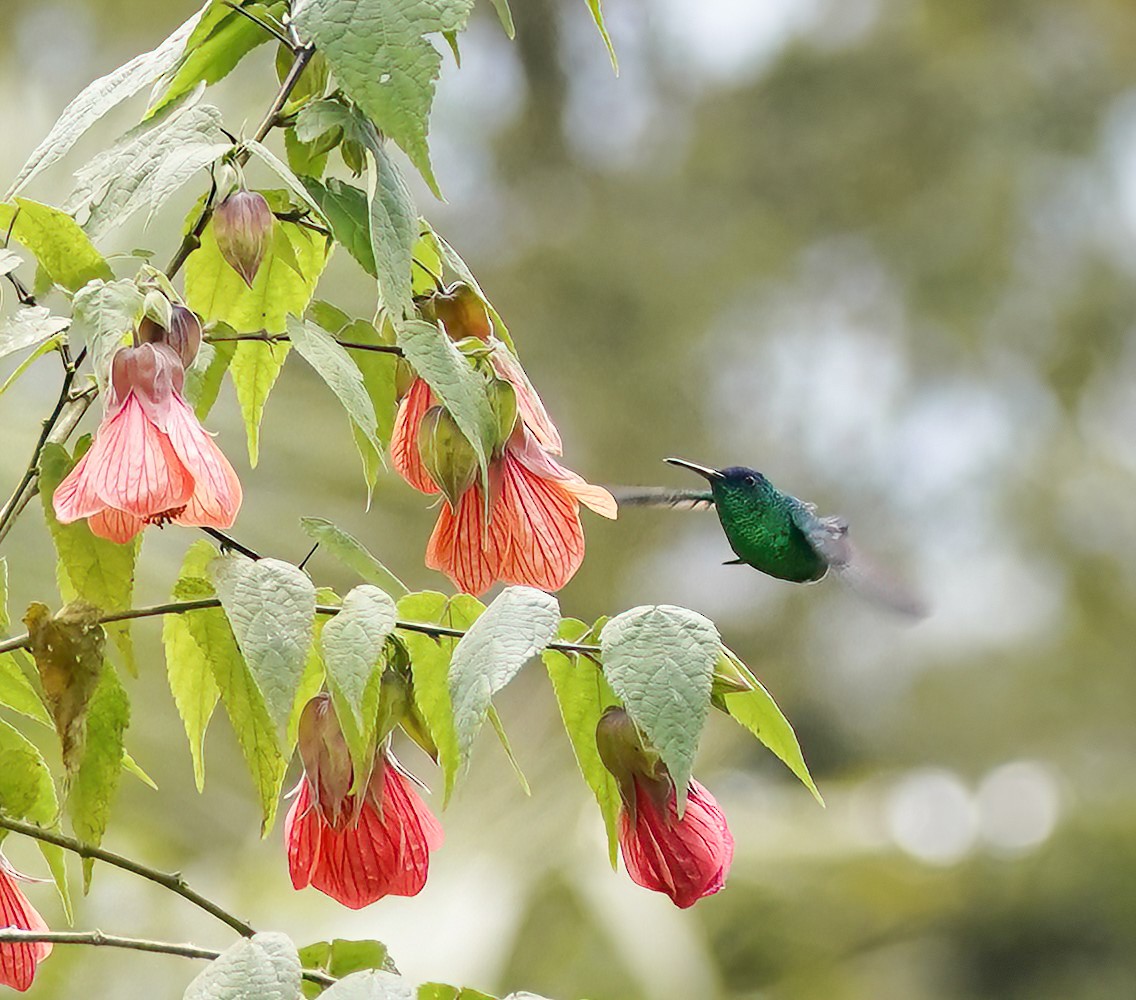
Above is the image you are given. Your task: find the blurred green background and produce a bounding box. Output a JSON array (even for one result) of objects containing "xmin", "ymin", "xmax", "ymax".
[{"xmin": 3, "ymin": 0, "xmax": 1136, "ymax": 997}]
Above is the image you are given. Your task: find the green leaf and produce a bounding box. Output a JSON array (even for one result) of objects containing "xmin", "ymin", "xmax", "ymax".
[
  {"xmin": 176, "ymin": 566, "xmax": 287, "ymax": 834},
  {"xmin": 599, "ymin": 605, "xmax": 720, "ymax": 810},
  {"xmin": 292, "ymin": 0, "xmax": 474, "ymax": 198},
  {"xmin": 543, "ymin": 618, "xmax": 621, "ymax": 866},
  {"xmin": 0, "ymin": 199, "xmax": 112, "ymax": 292},
  {"xmin": 229, "ymin": 339, "xmax": 291, "ymax": 467},
  {"xmin": 244, "ymin": 140, "xmax": 329, "ymax": 222},
  {"xmin": 69, "ymin": 278, "xmax": 145, "ymax": 391},
  {"xmin": 163, "ymin": 546, "xmax": 221, "ymax": 791},
  {"xmin": 68, "ymin": 661, "xmax": 129, "ymax": 888},
  {"xmin": 321, "ymin": 970, "xmax": 415, "ymax": 1000},
  {"xmin": 212, "ymin": 555, "xmax": 317, "ymax": 732},
  {"xmin": 185, "ymin": 336, "xmax": 237, "ymax": 419},
  {"xmin": 394, "ymin": 318, "xmax": 496, "ymax": 476},
  {"xmin": 300, "ymin": 939, "xmax": 393, "ymax": 998},
  {"xmin": 299, "ymin": 518, "xmax": 406, "ymax": 594},
  {"xmin": 0, "ymin": 653, "xmax": 52, "ymax": 728},
  {"xmin": 39, "ymin": 443, "xmax": 141, "ymax": 673},
  {"xmin": 319, "ymin": 584, "xmax": 396, "ymax": 780},
  {"xmin": 122, "ymin": 749, "xmax": 157, "ymax": 789},
  {"xmin": 485, "ymin": 703, "xmax": 529, "ymax": 796},
  {"xmin": 448, "ymin": 586, "xmax": 559, "ymax": 770},
  {"xmin": 185, "ymin": 931, "xmax": 303, "ymax": 1000},
  {"xmin": 0, "ymin": 335, "xmax": 64, "ymax": 399},
  {"xmin": 287, "ymin": 587, "xmax": 336, "ymax": 751},
  {"xmin": 583, "ymin": 0, "xmax": 619, "ymax": 73},
  {"xmin": 364, "ymin": 132, "xmax": 417, "ymax": 319},
  {"xmin": 303, "ymin": 176, "xmax": 375, "ymax": 277},
  {"xmin": 285, "ymin": 128, "xmax": 330, "ymax": 181},
  {"xmin": 721, "ymin": 650, "xmax": 823, "ymax": 806},
  {"xmin": 286, "ymin": 316, "xmax": 382, "ymax": 466},
  {"xmin": 0, "ymin": 717, "xmax": 59, "ymax": 824},
  {"xmin": 488, "ymin": 0, "xmax": 514, "ymax": 38},
  {"xmin": 0, "ymin": 307, "xmax": 69, "ymax": 361},
  {"xmin": 395, "ymin": 591, "xmax": 476, "ymax": 804},
  {"xmin": 5, "ymin": 7, "xmax": 208, "ymax": 198},
  {"xmin": 66, "ymin": 95, "xmax": 230, "ymax": 238},
  {"xmin": 149, "ymin": 2, "xmax": 285, "ymax": 118}
]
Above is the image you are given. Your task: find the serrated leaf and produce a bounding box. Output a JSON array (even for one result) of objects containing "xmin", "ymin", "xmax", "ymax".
[
  {"xmin": 163, "ymin": 547, "xmax": 221, "ymax": 792},
  {"xmin": 321, "ymin": 970, "xmax": 415, "ymax": 1000},
  {"xmin": 448, "ymin": 586, "xmax": 559, "ymax": 771},
  {"xmin": 299, "ymin": 518, "xmax": 406, "ymax": 594},
  {"xmin": 0, "ymin": 717, "xmax": 59, "ymax": 825},
  {"xmin": 185, "ymin": 336, "xmax": 237, "ymax": 419},
  {"xmin": 228, "ymin": 340, "xmax": 290, "ymax": 467},
  {"xmin": 177, "ymin": 571, "xmax": 287, "ymax": 833},
  {"xmin": 488, "ymin": 0, "xmax": 514, "ymax": 38},
  {"xmin": 303, "ymin": 176, "xmax": 374, "ymax": 277},
  {"xmin": 66, "ymin": 95, "xmax": 230, "ymax": 238},
  {"xmin": 394, "ymin": 318, "xmax": 496, "ymax": 476},
  {"xmin": 292, "ymin": 0, "xmax": 474, "ymax": 197},
  {"xmin": 364, "ymin": 133, "xmax": 417, "ymax": 319},
  {"xmin": 149, "ymin": 2, "xmax": 285, "ymax": 118},
  {"xmin": 721, "ymin": 650, "xmax": 823, "ymax": 806},
  {"xmin": 69, "ymin": 278, "xmax": 145, "ymax": 392},
  {"xmin": 0, "ymin": 199, "xmax": 112, "ymax": 292},
  {"xmin": 185, "ymin": 931, "xmax": 303, "ymax": 1000},
  {"xmin": 39, "ymin": 443, "xmax": 140, "ymax": 672},
  {"xmin": 0, "ymin": 653, "xmax": 53, "ymax": 729},
  {"xmin": 544, "ymin": 618, "xmax": 621, "ymax": 867},
  {"xmin": 212, "ymin": 556, "xmax": 316, "ymax": 732},
  {"xmin": 599, "ymin": 605, "xmax": 720, "ymax": 810},
  {"xmin": 68, "ymin": 662, "xmax": 129, "ymax": 888},
  {"xmin": 286, "ymin": 316, "xmax": 382, "ymax": 462},
  {"xmin": 583, "ymin": 0, "xmax": 619, "ymax": 73},
  {"xmin": 300, "ymin": 939, "xmax": 393, "ymax": 999},
  {"xmin": 0, "ymin": 307, "xmax": 69, "ymax": 361},
  {"xmin": 244, "ymin": 140, "xmax": 328, "ymax": 222},
  {"xmin": 6, "ymin": 7, "xmax": 207, "ymax": 198},
  {"xmin": 394, "ymin": 591, "xmax": 474, "ymax": 804},
  {"xmin": 0, "ymin": 335, "xmax": 64, "ymax": 399}
]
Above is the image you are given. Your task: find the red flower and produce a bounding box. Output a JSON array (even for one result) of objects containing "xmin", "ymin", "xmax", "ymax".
[
  {"xmin": 0, "ymin": 856, "xmax": 51, "ymax": 992},
  {"xmin": 391, "ymin": 344, "xmax": 616, "ymax": 595},
  {"xmin": 619, "ymin": 777, "xmax": 734, "ymax": 909},
  {"xmin": 284, "ymin": 696, "xmax": 442, "ymax": 908},
  {"xmin": 53, "ymin": 342, "xmax": 242, "ymax": 543},
  {"xmin": 596, "ymin": 706, "xmax": 734, "ymax": 908}
]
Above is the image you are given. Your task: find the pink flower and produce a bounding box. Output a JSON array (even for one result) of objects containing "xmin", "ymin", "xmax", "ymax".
[
  {"xmin": 596, "ymin": 706, "xmax": 734, "ymax": 908},
  {"xmin": 53, "ymin": 342, "xmax": 241, "ymax": 543},
  {"xmin": 284, "ymin": 696, "xmax": 443, "ymax": 908},
  {"xmin": 618, "ymin": 777, "xmax": 734, "ymax": 909},
  {"xmin": 391, "ymin": 345, "xmax": 616, "ymax": 595},
  {"xmin": 0, "ymin": 855, "xmax": 51, "ymax": 992}
]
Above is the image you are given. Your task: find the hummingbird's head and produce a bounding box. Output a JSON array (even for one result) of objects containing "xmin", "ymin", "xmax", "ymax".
[{"xmin": 665, "ymin": 458, "xmax": 768, "ymax": 493}]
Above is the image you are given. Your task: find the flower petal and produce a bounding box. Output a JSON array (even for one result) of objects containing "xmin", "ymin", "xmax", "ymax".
[
  {"xmin": 391, "ymin": 378, "xmax": 440, "ymax": 495},
  {"xmin": 425, "ymin": 485, "xmax": 511, "ymax": 596},
  {"xmin": 52, "ymin": 449, "xmax": 106, "ymax": 523},
  {"xmin": 509, "ymin": 429, "xmax": 617, "ymax": 519},
  {"xmin": 88, "ymin": 507, "xmax": 144, "ymax": 544},
  {"xmin": 497, "ymin": 451, "xmax": 585, "ymax": 592},
  {"xmin": 164, "ymin": 393, "xmax": 242, "ymax": 528},
  {"xmin": 0, "ymin": 863, "xmax": 51, "ymax": 992},
  {"xmin": 284, "ymin": 779, "xmax": 321, "ymax": 891},
  {"xmin": 86, "ymin": 394, "xmax": 194, "ymax": 518},
  {"xmin": 490, "ymin": 346, "xmax": 562, "ymax": 454}
]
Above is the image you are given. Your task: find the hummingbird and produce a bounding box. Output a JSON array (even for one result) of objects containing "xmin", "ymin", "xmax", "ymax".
[{"xmin": 614, "ymin": 458, "xmax": 927, "ymax": 617}]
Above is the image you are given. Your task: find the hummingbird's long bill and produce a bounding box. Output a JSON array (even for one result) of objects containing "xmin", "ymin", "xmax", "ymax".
[{"xmin": 664, "ymin": 457, "xmax": 724, "ymax": 480}]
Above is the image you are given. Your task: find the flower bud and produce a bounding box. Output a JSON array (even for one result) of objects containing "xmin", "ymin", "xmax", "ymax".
[
  {"xmin": 423, "ymin": 283, "xmax": 493, "ymax": 342},
  {"xmin": 394, "ymin": 358, "xmax": 417, "ymax": 400},
  {"xmin": 375, "ymin": 667, "xmax": 410, "ymax": 745},
  {"xmin": 487, "ymin": 377, "xmax": 518, "ymax": 453},
  {"xmin": 296, "ymin": 694, "xmax": 354, "ymax": 826},
  {"xmin": 213, "ymin": 190, "xmax": 274, "ymax": 288},
  {"xmin": 167, "ymin": 306, "xmax": 203, "ymax": 368},
  {"xmin": 417, "ymin": 405, "xmax": 479, "ymax": 507},
  {"xmin": 596, "ymin": 706, "xmax": 669, "ymax": 813}
]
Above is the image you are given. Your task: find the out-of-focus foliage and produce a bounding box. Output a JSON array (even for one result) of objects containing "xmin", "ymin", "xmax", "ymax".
[{"xmin": 2, "ymin": 0, "xmax": 1135, "ymax": 998}]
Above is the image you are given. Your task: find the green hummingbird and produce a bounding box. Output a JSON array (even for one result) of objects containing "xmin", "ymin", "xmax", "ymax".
[{"xmin": 615, "ymin": 458, "xmax": 927, "ymax": 617}]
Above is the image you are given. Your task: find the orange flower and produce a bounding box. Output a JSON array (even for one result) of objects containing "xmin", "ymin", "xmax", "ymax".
[
  {"xmin": 391, "ymin": 345, "xmax": 616, "ymax": 595},
  {"xmin": 52, "ymin": 342, "xmax": 241, "ymax": 543},
  {"xmin": 0, "ymin": 855, "xmax": 51, "ymax": 992},
  {"xmin": 284, "ymin": 695, "xmax": 443, "ymax": 908}
]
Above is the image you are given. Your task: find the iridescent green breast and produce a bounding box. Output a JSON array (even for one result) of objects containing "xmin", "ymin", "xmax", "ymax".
[{"xmin": 711, "ymin": 483, "xmax": 827, "ymax": 583}]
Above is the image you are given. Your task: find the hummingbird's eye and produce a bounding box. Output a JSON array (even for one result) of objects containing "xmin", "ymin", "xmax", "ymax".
[{"xmin": 744, "ymin": 474, "xmax": 756, "ymax": 486}]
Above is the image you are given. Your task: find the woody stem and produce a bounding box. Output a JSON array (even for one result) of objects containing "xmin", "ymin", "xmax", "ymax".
[
  {"xmin": 0, "ymin": 814, "xmax": 256, "ymax": 938},
  {"xmin": 0, "ymin": 930, "xmax": 336, "ymax": 987}
]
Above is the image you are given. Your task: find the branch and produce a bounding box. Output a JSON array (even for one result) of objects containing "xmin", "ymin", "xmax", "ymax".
[
  {"xmin": 0, "ymin": 601, "xmax": 603, "ymax": 657},
  {"xmin": 222, "ymin": 1, "xmax": 296, "ymax": 50},
  {"xmin": 205, "ymin": 332, "xmax": 403, "ymax": 356},
  {"xmin": 0, "ymin": 815, "xmax": 255, "ymax": 938},
  {"xmin": 0, "ymin": 930, "xmax": 336, "ymax": 987}
]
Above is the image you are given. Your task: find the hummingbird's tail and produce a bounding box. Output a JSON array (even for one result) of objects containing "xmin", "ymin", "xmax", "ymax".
[{"xmin": 608, "ymin": 487, "xmax": 716, "ymax": 511}]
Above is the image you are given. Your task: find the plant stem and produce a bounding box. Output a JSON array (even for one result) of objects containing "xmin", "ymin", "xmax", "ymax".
[
  {"xmin": 0, "ymin": 814, "xmax": 256, "ymax": 938},
  {"xmin": 205, "ymin": 332, "xmax": 403, "ymax": 356},
  {"xmin": 0, "ymin": 929, "xmax": 337, "ymax": 987},
  {"xmin": 0, "ymin": 601, "xmax": 603, "ymax": 657},
  {"xmin": 222, "ymin": 0, "xmax": 297, "ymax": 50}
]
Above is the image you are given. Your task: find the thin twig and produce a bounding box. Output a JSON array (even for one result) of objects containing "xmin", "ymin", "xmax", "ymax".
[
  {"xmin": 0, "ymin": 601, "xmax": 603, "ymax": 657},
  {"xmin": 222, "ymin": 0, "xmax": 297, "ymax": 50},
  {"xmin": 204, "ymin": 332, "xmax": 404, "ymax": 356},
  {"xmin": 0, "ymin": 929, "xmax": 337, "ymax": 987},
  {"xmin": 0, "ymin": 815, "xmax": 255, "ymax": 938},
  {"xmin": 201, "ymin": 527, "xmax": 263, "ymax": 561}
]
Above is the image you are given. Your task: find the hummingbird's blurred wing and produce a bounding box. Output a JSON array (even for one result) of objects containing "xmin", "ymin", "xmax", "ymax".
[
  {"xmin": 608, "ymin": 487, "xmax": 715, "ymax": 511},
  {"xmin": 788, "ymin": 499, "xmax": 928, "ymax": 618}
]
